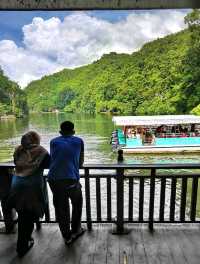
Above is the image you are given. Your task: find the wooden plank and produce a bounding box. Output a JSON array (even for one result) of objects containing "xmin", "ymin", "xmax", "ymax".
[
  {"xmin": 149, "ymin": 169, "xmax": 156, "ymax": 231},
  {"xmin": 106, "ymin": 227, "xmax": 120, "ymax": 264},
  {"xmin": 141, "ymin": 227, "xmax": 160, "ymax": 264},
  {"xmin": 139, "ymin": 177, "xmax": 144, "ymax": 222},
  {"xmin": 182, "ymin": 227, "xmax": 200, "ymax": 264},
  {"xmin": 85, "ymin": 168, "xmax": 92, "ymax": 230},
  {"xmin": 141, "ymin": 226, "xmax": 174, "ymax": 264},
  {"xmin": 0, "ymin": 0, "xmax": 198, "ymax": 11},
  {"xmin": 178, "ymin": 228, "xmax": 200, "ymax": 264},
  {"xmin": 34, "ymin": 226, "xmax": 72, "ymax": 264},
  {"xmin": 180, "ymin": 177, "xmax": 188, "ymax": 221},
  {"xmin": 21, "ymin": 225, "xmax": 61, "ymax": 264},
  {"xmin": 96, "ymin": 177, "xmax": 101, "ymax": 221},
  {"xmin": 93, "ymin": 226, "xmax": 108, "ymax": 264},
  {"xmin": 128, "ymin": 177, "xmax": 134, "ymax": 221},
  {"xmin": 119, "ymin": 228, "xmax": 134, "ymax": 264},
  {"xmin": 79, "ymin": 228, "xmax": 98, "ymax": 264},
  {"xmin": 131, "ymin": 226, "xmax": 149, "ymax": 264},
  {"xmin": 159, "ymin": 177, "xmax": 166, "ymax": 221},
  {"xmin": 190, "ymin": 176, "xmax": 198, "ymax": 221},
  {"xmin": 163, "ymin": 227, "xmax": 189, "ymax": 264},
  {"xmin": 170, "ymin": 178, "xmax": 177, "ymax": 221},
  {"xmin": 107, "ymin": 177, "xmax": 112, "ymax": 221},
  {"xmin": 157, "ymin": 228, "xmax": 175, "ymax": 264},
  {"xmin": 116, "ymin": 168, "xmax": 124, "ymax": 233},
  {"xmin": 0, "ymin": 224, "xmax": 200, "ymax": 263}
]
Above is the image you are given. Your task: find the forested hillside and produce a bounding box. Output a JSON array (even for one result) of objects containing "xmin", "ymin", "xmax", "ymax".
[
  {"xmin": 25, "ymin": 10, "xmax": 200, "ymax": 115},
  {"xmin": 0, "ymin": 68, "xmax": 28, "ymax": 117}
]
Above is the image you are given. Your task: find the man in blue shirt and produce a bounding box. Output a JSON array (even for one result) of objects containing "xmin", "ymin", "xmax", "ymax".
[{"xmin": 48, "ymin": 121, "xmax": 84, "ymax": 244}]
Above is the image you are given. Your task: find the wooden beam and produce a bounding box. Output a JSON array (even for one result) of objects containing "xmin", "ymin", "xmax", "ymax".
[{"xmin": 0, "ymin": 0, "xmax": 199, "ymax": 11}]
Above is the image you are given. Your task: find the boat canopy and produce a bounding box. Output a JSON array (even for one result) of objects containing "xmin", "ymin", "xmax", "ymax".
[{"xmin": 112, "ymin": 115, "xmax": 200, "ymax": 126}]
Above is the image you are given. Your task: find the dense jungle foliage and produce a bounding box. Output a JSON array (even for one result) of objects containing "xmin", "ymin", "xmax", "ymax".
[
  {"xmin": 23, "ymin": 10, "xmax": 200, "ymax": 115},
  {"xmin": 0, "ymin": 69, "xmax": 28, "ymax": 117}
]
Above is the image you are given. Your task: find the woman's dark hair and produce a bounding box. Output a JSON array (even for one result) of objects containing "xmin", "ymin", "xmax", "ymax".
[
  {"xmin": 60, "ymin": 121, "xmax": 75, "ymax": 135},
  {"xmin": 21, "ymin": 131, "xmax": 40, "ymax": 148}
]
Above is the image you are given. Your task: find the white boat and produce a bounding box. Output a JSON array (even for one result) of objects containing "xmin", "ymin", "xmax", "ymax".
[{"xmin": 112, "ymin": 115, "xmax": 200, "ymax": 153}]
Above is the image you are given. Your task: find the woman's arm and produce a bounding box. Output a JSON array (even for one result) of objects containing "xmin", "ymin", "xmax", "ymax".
[{"xmin": 40, "ymin": 153, "xmax": 51, "ymax": 169}]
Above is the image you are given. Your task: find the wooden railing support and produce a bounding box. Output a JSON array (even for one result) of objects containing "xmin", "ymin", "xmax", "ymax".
[
  {"xmin": 113, "ymin": 167, "xmax": 129, "ymax": 234},
  {"xmin": 116, "ymin": 168, "xmax": 124, "ymax": 233},
  {"xmin": 190, "ymin": 176, "xmax": 198, "ymax": 221},
  {"xmin": 149, "ymin": 169, "xmax": 155, "ymax": 231},
  {"xmin": 1, "ymin": 163, "xmax": 200, "ymax": 229},
  {"xmin": 85, "ymin": 168, "xmax": 92, "ymax": 231}
]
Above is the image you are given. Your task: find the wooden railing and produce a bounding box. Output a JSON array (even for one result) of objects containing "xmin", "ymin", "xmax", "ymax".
[{"xmin": 0, "ymin": 163, "xmax": 200, "ymax": 233}]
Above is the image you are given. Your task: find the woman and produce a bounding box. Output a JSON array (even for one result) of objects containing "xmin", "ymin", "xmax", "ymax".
[{"xmin": 7, "ymin": 131, "xmax": 50, "ymax": 257}]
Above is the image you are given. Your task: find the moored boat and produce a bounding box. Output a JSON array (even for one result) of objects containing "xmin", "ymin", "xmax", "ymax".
[{"xmin": 111, "ymin": 115, "xmax": 200, "ymax": 153}]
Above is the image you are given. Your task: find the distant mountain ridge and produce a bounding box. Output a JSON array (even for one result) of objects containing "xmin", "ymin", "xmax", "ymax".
[{"xmin": 24, "ymin": 28, "xmax": 199, "ymax": 115}]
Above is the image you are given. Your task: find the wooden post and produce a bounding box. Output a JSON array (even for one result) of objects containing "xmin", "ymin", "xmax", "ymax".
[
  {"xmin": 96, "ymin": 177, "xmax": 101, "ymax": 221},
  {"xmin": 190, "ymin": 176, "xmax": 198, "ymax": 221},
  {"xmin": 159, "ymin": 177, "xmax": 166, "ymax": 221},
  {"xmin": 139, "ymin": 177, "xmax": 144, "ymax": 222},
  {"xmin": 112, "ymin": 167, "xmax": 129, "ymax": 234},
  {"xmin": 107, "ymin": 177, "xmax": 112, "ymax": 221},
  {"xmin": 170, "ymin": 177, "xmax": 177, "ymax": 222},
  {"xmin": 149, "ymin": 168, "xmax": 155, "ymax": 231},
  {"xmin": 180, "ymin": 177, "xmax": 187, "ymax": 222},
  {"xmin": 128, "ymin": 177, "xmax": 134, "ymax": 221},
  {"xmin": 113, "ymin": 167, "xmax": 124, "ymax": 233},
  {"xmin": 85, "ymin": 168, "xmax": 92, "ymax": 230},
  {"xmin": 117, "ymin": 149, "xmax": 124, "ymax": 163}
]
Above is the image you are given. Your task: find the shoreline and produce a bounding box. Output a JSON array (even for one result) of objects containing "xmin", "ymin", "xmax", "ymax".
[{"xmin": 0, "ymin": 115, "xmax": 16, "ymax": 120}]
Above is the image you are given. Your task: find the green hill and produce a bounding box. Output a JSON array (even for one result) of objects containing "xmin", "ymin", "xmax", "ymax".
[
  {"xmin": 0, "ymin": 68, "xmax": 28, "ymax": 118},
  {"xmin": 25, "ymin": 20, "xmax": 200, "ymax": 115}
]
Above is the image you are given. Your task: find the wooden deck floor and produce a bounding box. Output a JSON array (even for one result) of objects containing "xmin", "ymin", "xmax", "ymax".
[{"xmin": 0, "ymin": 223, "xmax": 200, "ymax": 264}]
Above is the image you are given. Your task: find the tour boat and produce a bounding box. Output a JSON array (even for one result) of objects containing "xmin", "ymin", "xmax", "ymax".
[{"xmin": 111, "ymin": 115, "xmax": 200, "ymax": 153}]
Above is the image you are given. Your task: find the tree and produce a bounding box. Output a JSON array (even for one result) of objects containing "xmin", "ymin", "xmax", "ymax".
[{"xmin": 181, "ymin": 9, "xmax": 200, "ymax": 111}]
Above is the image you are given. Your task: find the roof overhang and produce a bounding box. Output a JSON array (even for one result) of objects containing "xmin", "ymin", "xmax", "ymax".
[
  {"xmin": 112, "ymin": 115, "xmax": 200, "ymax": 126},
  {"xmin": 0, "ymin": 0, "xmax": 199, "ymax": 10}
]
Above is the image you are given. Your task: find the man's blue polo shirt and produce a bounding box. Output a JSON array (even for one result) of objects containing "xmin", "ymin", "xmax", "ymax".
[{"xmin": 47, "ymin": 135, "xmax": 84, "ymax": 181}]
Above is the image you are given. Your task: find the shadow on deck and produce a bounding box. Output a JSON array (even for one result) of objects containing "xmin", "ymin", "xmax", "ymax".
[{"xmin": 0, "ymin": 223, "xmax": 200, "ymax": 264}]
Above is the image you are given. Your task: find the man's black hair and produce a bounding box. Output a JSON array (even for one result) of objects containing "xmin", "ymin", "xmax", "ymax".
[{"xmin": 60, "ymin": 121, "xmax": 74, "ymax": 135}]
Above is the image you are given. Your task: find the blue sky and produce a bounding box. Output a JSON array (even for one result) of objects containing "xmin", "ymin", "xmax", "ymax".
[
  {"xmin": 0, "ymin": 10, "xmax": 189, "ymax": 87},
  {"xmin": 0, "ymin": 11, "xmax": 133, "ymax": 45}
]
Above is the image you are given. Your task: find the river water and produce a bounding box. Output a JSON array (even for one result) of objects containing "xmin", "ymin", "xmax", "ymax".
[{"xmin": 0, "ymin": 113, "xmax": 200, "ymax": 220}]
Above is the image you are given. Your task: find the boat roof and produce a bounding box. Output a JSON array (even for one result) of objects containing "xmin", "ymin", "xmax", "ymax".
[{"xmin": 112, "ymin": 115, "xmax": 200, "ymax": 126}]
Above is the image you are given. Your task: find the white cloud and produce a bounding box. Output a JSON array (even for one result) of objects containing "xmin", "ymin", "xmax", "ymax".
[{"xmin": 0, "ymin": 10, "xmax": 188, "ymax": 87}]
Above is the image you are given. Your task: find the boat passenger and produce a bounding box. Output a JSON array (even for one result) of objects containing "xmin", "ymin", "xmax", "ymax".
[
  {"xmin": 117, "ymin": 149, "xmax": 124, "ymax": 163},
  {"xmin": 180, "ymin": 132, "xmax": 188, "ymax": 137},
  {"xmin": 190, "ymin": 132, "xmax": 196, "ymax": 137},
  {"xmin": 127, "ymin": 127, "xmax": 132, "ymax": 138},
  {"xmin": 142, "ymin": 132, "xmax": 154, "ymax": 145}
]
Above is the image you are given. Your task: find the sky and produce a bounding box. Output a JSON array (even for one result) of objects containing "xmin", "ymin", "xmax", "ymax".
[{"xmin": 0, "ymin": 10, "xmax": 190, "ymax": 88}]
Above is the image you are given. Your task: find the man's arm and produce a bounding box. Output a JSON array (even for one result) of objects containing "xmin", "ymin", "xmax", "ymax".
[{"xmin": 79, "ymin": 140, "xmax": 84, "ymax": 168}]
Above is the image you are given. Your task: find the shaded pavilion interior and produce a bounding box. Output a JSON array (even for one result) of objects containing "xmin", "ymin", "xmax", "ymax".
[{"xmin": 0, "ymin": 1, "xmax": 200, "ymax": 264}]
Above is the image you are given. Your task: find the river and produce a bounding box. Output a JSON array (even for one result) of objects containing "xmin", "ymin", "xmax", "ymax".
[
  {"xmin": 1, "ymin": 113, "xmax": 200, "ymax": 164},
  {"xmin": 0, "ymin": 113, "xmax": 200, "ymax": 220}
]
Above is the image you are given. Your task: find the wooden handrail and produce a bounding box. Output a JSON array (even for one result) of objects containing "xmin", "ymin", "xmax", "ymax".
[
  {"xmin": 2, "ymin": 162, "xmax": 200, "ymax": 169},
  {"xmin": 0, "ymin": 162, "xmax": 200, "ymax": 234}
]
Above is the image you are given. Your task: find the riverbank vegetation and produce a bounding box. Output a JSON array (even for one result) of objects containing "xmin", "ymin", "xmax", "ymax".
[
  {"xmin": 0, "ymin": 68, "xmax": 28, "ymax": 118},
  {"xmin": 2, "ymin": 10, "xmax": 200, "ymax": 116}
]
